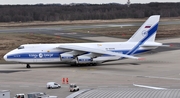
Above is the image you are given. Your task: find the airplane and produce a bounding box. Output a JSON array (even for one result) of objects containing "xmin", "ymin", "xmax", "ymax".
[{"xmin": 3, "ymin": 15, "xmax": 167, "ymax": 68}]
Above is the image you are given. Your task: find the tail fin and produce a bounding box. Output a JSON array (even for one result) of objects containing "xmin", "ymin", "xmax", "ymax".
[{"xmin": 127, "ymin": 15, "xmax": 160, "ymax": 42}]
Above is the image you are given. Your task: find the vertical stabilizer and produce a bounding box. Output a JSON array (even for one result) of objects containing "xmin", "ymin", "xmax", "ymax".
[{"xmin": 127, "ymin": 15, "xmax": 160, "ymax": 42}]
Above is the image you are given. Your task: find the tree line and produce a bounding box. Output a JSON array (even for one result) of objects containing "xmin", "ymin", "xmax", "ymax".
[{"xmin": 0, "ymin": 2, "xmax": 180, "ymax": 22}]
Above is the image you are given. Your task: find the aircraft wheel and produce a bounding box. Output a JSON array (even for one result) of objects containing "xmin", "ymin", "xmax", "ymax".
[
  {"xmin": 89, "ymin": 63, "xmax": 93, "ymax": 66},
  {"xmin": 77, "ymin": 64, "xmax": 81, "ymax": 66},
  {"xmin": 70, "ymin": 63, "xmax": 77, "ymax": 66},
  {"xmin": 26, "ymin": 64, "xmax": 31, "ymax": 68},
  {"xmin": 93, "ymin": 63, "xmax": 97, "ymax": 66},
  {"xmin": 70, "ymin": 64, "xmax": 75, "ymax": 66}
]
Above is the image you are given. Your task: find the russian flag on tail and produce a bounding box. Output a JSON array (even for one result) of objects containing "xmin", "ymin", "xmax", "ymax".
[{"xmin": 145, "ymin": 26, "xmax": 151, "ymax": 28}]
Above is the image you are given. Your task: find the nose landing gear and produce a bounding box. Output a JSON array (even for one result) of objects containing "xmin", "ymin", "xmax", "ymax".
[{"xmin": 26, "ymin": 64, "xmax": 31, "ymax": 68}]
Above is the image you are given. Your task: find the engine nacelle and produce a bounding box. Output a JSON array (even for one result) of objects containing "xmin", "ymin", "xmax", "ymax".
[
  {"xmin": 76, "ymin": 56, "xmax": 93, "ymax": 64},
  {"xmin": 60, "ymin": 53, "xmax": 74, "ymax": 61}
]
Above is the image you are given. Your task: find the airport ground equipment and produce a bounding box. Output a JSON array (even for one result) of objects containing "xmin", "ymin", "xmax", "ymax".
[
  {"xmin": 46, "ymin": 82, "xmax": 61, "ymax": 89},
  {"xmin": 69, "ymin": 83, "xmax": 79, "ymax": 92},
  {"xmin": 14, "ymin": 94, "xmax": 25, "ymax": 98},
  {"xmin": 0, "ymin": 90, "xmax": 10, "ymax": 98},
  {"xmin": 15, "ymin": 92, "xmax": 57, "ymax": 98}
]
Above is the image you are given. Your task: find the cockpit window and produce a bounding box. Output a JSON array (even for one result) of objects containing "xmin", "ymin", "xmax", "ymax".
[{"xmin": 18, "ymin": 46, "xmax": 24, "ymax": 49}]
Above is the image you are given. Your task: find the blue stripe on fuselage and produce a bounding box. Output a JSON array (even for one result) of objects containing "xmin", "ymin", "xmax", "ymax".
[
  {"xmin": 7, "ymin": 52, "xmax": 62, "ymax": 59},
  {"xmin": 126, "ymin": 23, "xmax": 158, "ymax": 55}
]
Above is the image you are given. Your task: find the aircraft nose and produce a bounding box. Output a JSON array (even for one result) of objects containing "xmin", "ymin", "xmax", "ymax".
[{"xmin": 3, "ymin": 54, "xmax": 7, "ymax": 61}]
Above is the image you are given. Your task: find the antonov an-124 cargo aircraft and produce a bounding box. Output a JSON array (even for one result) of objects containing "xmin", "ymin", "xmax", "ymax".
[{"xmin": 4, "ymin": 15, "xmax": 167, "ymax": 68}]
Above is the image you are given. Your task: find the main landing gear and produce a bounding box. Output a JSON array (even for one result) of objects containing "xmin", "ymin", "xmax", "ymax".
[
  {"xmin": 26, "ymin": 64, "xmax": 31, "ymax": 68},
  {"xmin": 70, "ymin": 63, "xmax": 97, "ymax": 66}
]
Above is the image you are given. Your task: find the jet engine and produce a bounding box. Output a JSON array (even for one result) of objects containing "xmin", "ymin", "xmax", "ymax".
[
  {"xmin": 60, "ymin": 53, "xmax": 74, "ymax": 61},
  {"xmin": 76, "ymin": 55, "xmax": 93, "ymax": 64}
]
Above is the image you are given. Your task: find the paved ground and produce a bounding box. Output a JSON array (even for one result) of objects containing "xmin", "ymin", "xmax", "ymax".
[
  {"xmin": 0, "ymin": 36, "xmax": 180, "ymax": 97},
  {"xmin": 0, "ymin": 21, "xmax": 180, "ymax": 97}
]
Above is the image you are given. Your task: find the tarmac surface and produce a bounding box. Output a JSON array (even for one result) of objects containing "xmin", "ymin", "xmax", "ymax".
[{"xmin": 0, "ymin": 22, "xmax": 180, "ymax": 97}]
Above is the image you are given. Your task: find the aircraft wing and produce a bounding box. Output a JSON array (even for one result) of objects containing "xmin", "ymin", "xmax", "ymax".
[{"xmin": 58, "ymin": 45, "xmax": 144, "ymax": 60}]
